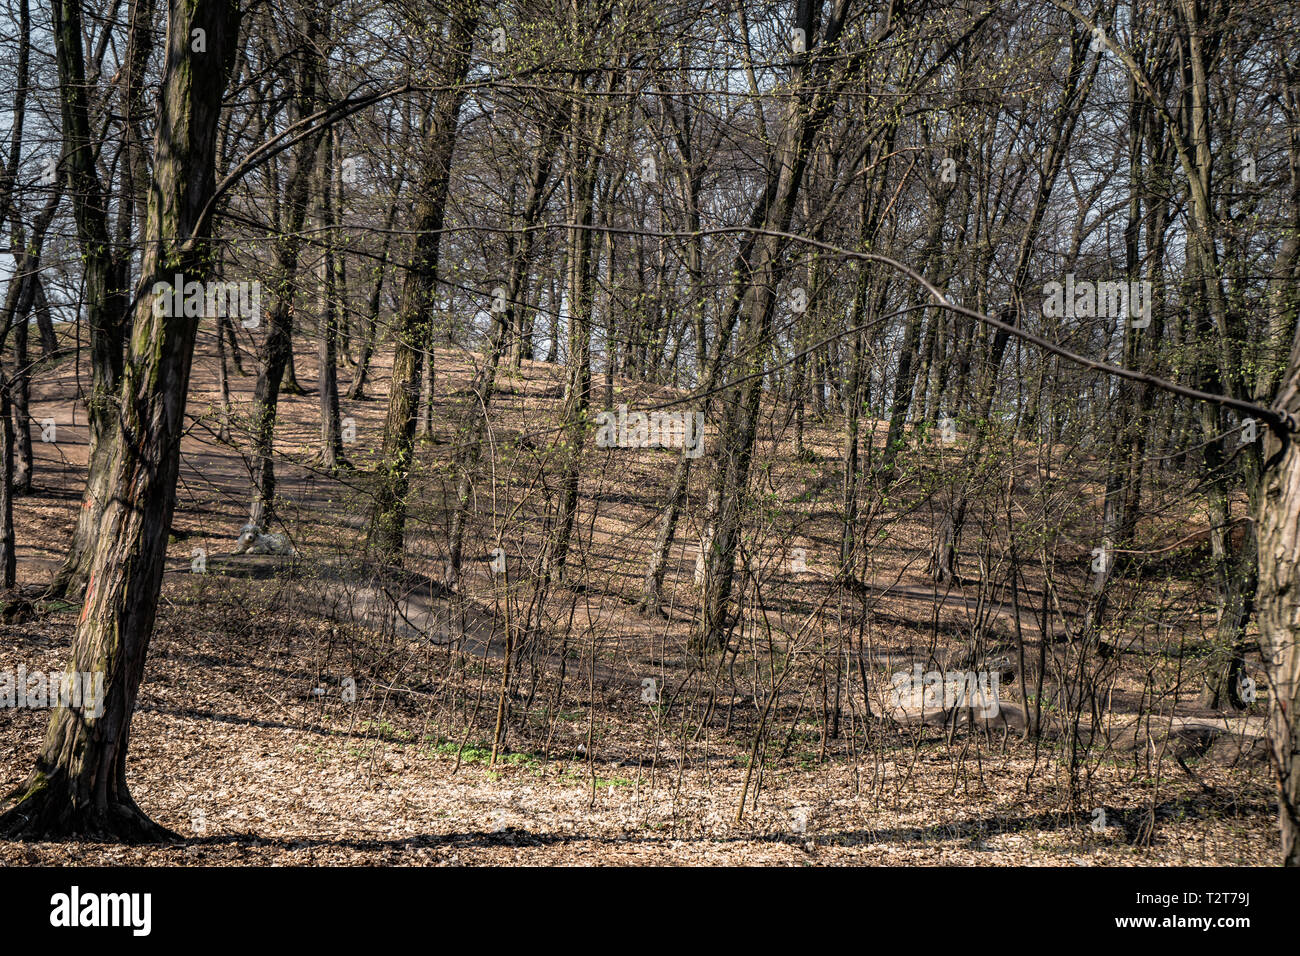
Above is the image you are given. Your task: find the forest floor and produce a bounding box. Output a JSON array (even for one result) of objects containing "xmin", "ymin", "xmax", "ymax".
[{"xmin": 0, "ymin": 325, "xmax": 1279, "ymax": 865}]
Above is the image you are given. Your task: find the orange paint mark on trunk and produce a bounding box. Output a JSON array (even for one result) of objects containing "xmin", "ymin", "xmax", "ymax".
[{"xmin": 78, "ymin": 574, "xmax": 95, "ymax": 624}]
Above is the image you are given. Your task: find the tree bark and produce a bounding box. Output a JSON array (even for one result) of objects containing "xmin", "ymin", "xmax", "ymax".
[
  {"xmin": 368, "ymin": 0, "xmax": 479, "ymax": 560},
  {"xmin": 0, "ymin": 0, "xmax": 241, "ymax": 841},
  {"xmin": 1257, "ymin": 364, "xmax": 1300, "ymax": 865},
  {"xmin": 247, "ymin": 9, "xmax": 323, "ymax": 528},
  {"xmin": 44, "ymin": 0, "xmax": 133, "ymax": 599},
  {"xmin": 315, "ymin": 126, "xmax": 345, "ymax": 470}
]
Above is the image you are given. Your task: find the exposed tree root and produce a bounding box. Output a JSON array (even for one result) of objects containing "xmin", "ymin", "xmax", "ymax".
[{"xmin": 0, "ymin": 773, "xmax": 179, "ymax": 844}]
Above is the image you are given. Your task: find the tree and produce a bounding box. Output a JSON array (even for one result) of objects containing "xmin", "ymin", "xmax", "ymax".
[
  {"xmin": 0, "ymin": 0, "xmax": 243, "ymax": 839},
  {"xmin": 44, "ymin": 0, "xmax": 155, "ymax": 600},
  {"xmin": 369, "ymin": 0, "xmax": 480, "ymax": 560}
]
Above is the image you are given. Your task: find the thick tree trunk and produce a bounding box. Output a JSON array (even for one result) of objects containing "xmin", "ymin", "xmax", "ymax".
[
  {"xmin": 1257, "ymin": 382, "xmax": 1300, "ymax": 865},
  {"xmin": 0, "ymin": 0, "xmax": 240, "ymax": 841},
  {"xmin": 281, "ymin": 346, "xmax": 305, "ymax": 395},
  {"xmin": 1251, "ymin": 54, "xmax": 1300, "ymax": 858}
]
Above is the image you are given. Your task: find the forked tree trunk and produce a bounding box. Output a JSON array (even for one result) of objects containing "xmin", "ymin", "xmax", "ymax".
[{"xmin": 0, "ymin": 0, "xmax": 241, "ymax": 841}]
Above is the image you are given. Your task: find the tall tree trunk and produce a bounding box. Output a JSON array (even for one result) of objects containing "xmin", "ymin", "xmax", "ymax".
[
  {"xmin": 544, "ymin": 78, "xmax": 604, "ymax": 585},
  {"xmin": 696, "ymin": 0, "xmax": 868, "ymax": 651},
  {"xmin": 1257, "ymin": 355, "xmax": 1300, "ymax": 865},
  {"xmin": 0, "ymin": 376, "xmax": 15, "ymax": 588},
  {"xmin": 0, "ymin": 0, "xmax": 241, "ymax": 840},
  {"xmin": 44, "ymin": 0, "xmax": 133, "ymax": 599},
  {"xmin": 247, "ymin": 12, "xmax": 323, "ymax": 528},
  {"xmin": 369, "ymin": 0, "xmax": 479, "ymax": 560},
  {"xmin": 316, "ymin": 128, "xmax": 345, "ymax": 470},
  {"xmin": 12, "ymin": 295, "xmax": 33, "ymax": 494}
]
